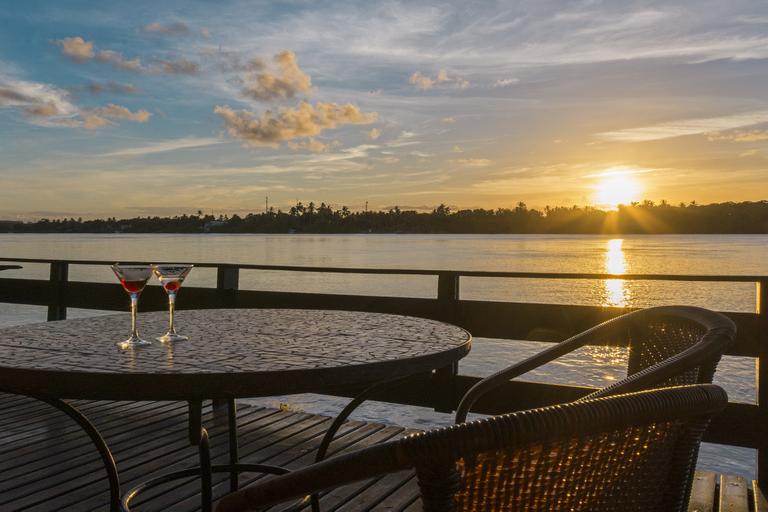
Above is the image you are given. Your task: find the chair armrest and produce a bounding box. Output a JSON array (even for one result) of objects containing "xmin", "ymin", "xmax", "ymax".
[
  {"xmin": 454, "ymin": 315, "xmax": 631, "ymax": 423},
  {"xmin": 315, "ymin": 375, "xmax": 416, "ymax": 463},
  {"xmin": 216, "ymin": 442, "xmax": 403, "ymax": 512}
]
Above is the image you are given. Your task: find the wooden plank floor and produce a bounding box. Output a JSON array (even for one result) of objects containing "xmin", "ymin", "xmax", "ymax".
[
  {"xmin": 0, "ymin": 393, "xmax": 420, "ymax": 511},
  {"xmin": 0, "ymin": 392, "xmax": 761, "ymax": 511}
]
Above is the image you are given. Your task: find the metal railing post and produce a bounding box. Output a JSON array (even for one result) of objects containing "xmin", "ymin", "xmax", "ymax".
[
  {"xmin": 757, "ymin": 278, "xmax": 768, "ymax": 490},
  {"xmin": 214, "ymin": 266, "xmax": 240, "ymax": 410},
  {"xmin": 437, "ymin": 272, "xmax": 460, "ymax": 323},
  {"xmin": 434, "ymin": 272, "xmax": 461, "ymax": 412},
  {"xmin": 47, "ymin": 261, "xmax": 68, "ymax": 321},
  {"xmin": 216, "ymin": 265, "xmax": 240, "ymax": 308}
]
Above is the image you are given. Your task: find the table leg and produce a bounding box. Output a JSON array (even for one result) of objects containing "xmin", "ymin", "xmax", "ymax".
[{"xmin": 188, "ymin": 400, "xmax": 202, "ymax": 445}]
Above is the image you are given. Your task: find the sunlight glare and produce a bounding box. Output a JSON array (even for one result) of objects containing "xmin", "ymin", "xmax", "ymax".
[
  {"xmin": 594, "ymin": 169, "xmax": 642, "ymax": 210},
  {"xmin": 604, "ymin": 238, "xmax": 629, "ymax": 307}
]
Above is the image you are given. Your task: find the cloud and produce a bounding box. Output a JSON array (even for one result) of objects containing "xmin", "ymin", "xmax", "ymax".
[
  {"xmin": 91, "ymin": 103, "xmax": 151, "ymax": 123},
  {"xmin": 23, "ymin": 101, "xmax": 60, "ymax": 116},
  {"xmin": 493, "ymin": 78, "xmax": 519, "ymax": 87},
  {"xmin": 55, "ymin": 36, "xmax": 196, "ymax": 75},
  {"xmin": 441, "ymin": 116, "xmax": 456, "ymax": 123},
  {"xmin": 241, "ymin": 50, "xmax": 312, "ymax": 101},
  {"xmin": 157, "ymin": 58, "xmax": 199, "ymax": 75},
  {"xmin": 144, "ymin": 22, "xmax": 209, "ymax": 38},
  {"xmin": 78, "ymin": 104, "xmax": 151, "ymax": 129},
  {"xmin": 1, "ymin": 77, "xmax": 152, "ymax": 130},
  {"xmin": 96, "ymin": 50, "xmax": 143, "ymax": 72},
  {"xmin": 56, "ymin": 37, "xmax": 94, "ymax": 62},
  {"xmin": 81, "ymin": 113, "xmax": 113, "ymax": 129},
  {"xmin": 286, "ymin": 138, "xmax": 329, "ymax": 152},
  {"xmin": 144, "ymin": 22, "xmax": 191, "ymax": 36},
  {"xmin": 597, "ymin": 110, "xmax": 768, "ymax": 141},
  {"xmin": 452, "ymin": 145, "xmax": 463, "ymax": 153},
  {"xmin": 0, "ymin": 78, "xmax": 78, "ymax": 125},
  {"xmin": 100, "ymin": 137, "xmax": 224, "ymax": 157},
  {"xmin": 708, "ymin": 130, "xmax": 768, "ymax": 142},
  {"xmin": 215, "ymin": 101, "xmax": 378, "ymax": 148},
  {"xmin": 454, "ymin": 158, "xmax": 491, "ymax": 167},
  {"xmin": 87, "ymin": 81, "xmax": 139, "ymax": 95},
  {"xmin": 409, "ymin": 72, "xmax": 434, "ymax": 90},
  {"xmin": 368, "ymin": 127, "xmax": 381, "ymax": 140},
  {"xmin": 410, "ymin": 69, "xmax": 469, "ymax": 90}
]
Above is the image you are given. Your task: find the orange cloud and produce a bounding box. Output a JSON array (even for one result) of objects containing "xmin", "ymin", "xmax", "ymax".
[
  {"xmin": 410, "ymin": 69, "xmax": 469, "ymax": 90},
  {"xmin": 91, "ymin": 103, "xmax": 151, "ymax": 123},
  {"xmin": 215, "ymin": 101, "xmax": 377, "ymax": 148},
  {"xmin": 56, "ymin": 37, "xmax": 94, "ymax": 62},
  {"xmin": 242, "ymin": 50, "xmax": 312, "ymax": 101}
]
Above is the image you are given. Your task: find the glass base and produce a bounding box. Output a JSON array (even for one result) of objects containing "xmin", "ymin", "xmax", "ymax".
[
  {"xmin": 117, "ymin": 335, "xmax": 152, "ymax": 349},
  {"xmin": 157, "ymin": 332, "xmax": 188, "ymax": 343}
]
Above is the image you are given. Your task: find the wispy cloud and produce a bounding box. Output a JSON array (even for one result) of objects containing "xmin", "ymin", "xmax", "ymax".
[
  {"xmin": 410, "ymin": 69, "xmax": 469, "ymax": 90},
  {"xmin": 1, "ymin": 75, "xmax": 152, "ymax": 129},
  {"xmin": 708, "ymin": 129, "xmax": 768, "ymax": 142},
  {"xmin": 597, "ymin": 110, "xmax": 768, "ymax": 142},
  {"xmin": 144, "ymin": 21, "xmax": 190, "ymax": 36},
  {"xmin": 0, "ymin": 77, "xmax": 78, "ymax": 126},
  {"xmin": 100, "ymin": 137, "xmax": 224, "ymax": 157},
  {"xmin": 157, "ymin": 58, "xmax": 199, "ymax": 75},
  {"xmin": 454, "ymin": 158, "xmax": 491, "ymax": 167},
  {"xmin": 86, "ymin": 81, "xmax": 139, "ymax": 95},
  {"xmin": 493, "ymin": 78, "xmax": 519, "ymax": 88}
]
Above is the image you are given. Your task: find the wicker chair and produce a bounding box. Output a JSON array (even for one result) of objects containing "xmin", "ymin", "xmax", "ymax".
[
  {"xmin": 455, "ymin": 305, "xmax": 736, "ymax": 422},
  {"xmin": 314, "ymin": 306, "xmax": 735, "ymax": 467},
  {"xmin": 216, "ymin": 384, "xmax": 728, "ymax": 512}
]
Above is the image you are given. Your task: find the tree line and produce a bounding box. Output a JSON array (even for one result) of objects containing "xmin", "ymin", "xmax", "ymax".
[{"xmin": 1, "ymin": 200, "xmax": 767, "ymax": 234}]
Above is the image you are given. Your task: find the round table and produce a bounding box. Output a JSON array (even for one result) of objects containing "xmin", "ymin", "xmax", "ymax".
[
  {"xmin": 0, "ymin": 308, "xmax": 471, "ymax": 511},
  {"xmin": 0, "ymin": 308, "xmax": 471, "ymax": 400}
]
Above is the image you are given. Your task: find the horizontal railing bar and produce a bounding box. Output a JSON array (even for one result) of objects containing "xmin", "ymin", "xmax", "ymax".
[
  {"xmin": 326, "ymin": 374, "xmax": 759, "ymax": 448},
  {"xmin": 0, "ymin": 278, "xmax": 760, "ymax": 356},
  {"xmin": 0, "ymin": 257, "xmax": 763, "ymax": 282}
]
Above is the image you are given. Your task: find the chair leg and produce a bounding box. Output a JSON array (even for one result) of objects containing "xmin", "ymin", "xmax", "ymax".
[
  {"xmin": 188, "ymin": 400, "xmax": 202, "ymax": 445},
  {"xmin": 34, "ymin": 395, "xmax": 121, "ymax": 512},
  {"xmin": 199, "ymin": 428, "xmax": 213, "ymax": 512},
  {"xmin": 228, "ymin": 398, "xmax": 239, "ymax": 492}
]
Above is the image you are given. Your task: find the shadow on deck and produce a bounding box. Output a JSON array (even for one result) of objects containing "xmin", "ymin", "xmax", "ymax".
[{"xmin": 0, "ymin": 393, "xmax": 763, "ymax": 511}]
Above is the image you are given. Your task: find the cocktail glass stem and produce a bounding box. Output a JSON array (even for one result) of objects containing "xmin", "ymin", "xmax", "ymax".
[
  {"xmin": 130, "ymin": 293, "xmax": 140, "ymax": 339},
  {"xmin": 167, "ymin": 292, "xmax": 177, "ymax": 335}
]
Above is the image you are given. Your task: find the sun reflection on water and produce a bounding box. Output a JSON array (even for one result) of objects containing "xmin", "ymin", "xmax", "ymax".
[{"xmin": 604, "ymin": 238, "xmax": 629, "ymax": 308}]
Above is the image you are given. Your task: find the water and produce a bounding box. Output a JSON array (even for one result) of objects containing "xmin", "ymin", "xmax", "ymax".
[{"xmin": 0, "ymin": 233, "xmax": 765, "ymax": 478}]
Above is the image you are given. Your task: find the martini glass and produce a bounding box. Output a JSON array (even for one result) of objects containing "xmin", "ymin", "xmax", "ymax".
[
  {"xmin": 111, "ymin": 264, "xmax": 153, "ymax": 349},
  {"xmin": 153, "ymin": 264, "xmax": 193, "ymax": 342}
]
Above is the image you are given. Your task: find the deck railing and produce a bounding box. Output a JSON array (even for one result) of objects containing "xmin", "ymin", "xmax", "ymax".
[{"xmin": 1, "ymin": 256, "xmax": 766, "ymax": 487}]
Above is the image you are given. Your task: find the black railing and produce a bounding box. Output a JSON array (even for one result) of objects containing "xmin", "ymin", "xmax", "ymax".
[{"xmin": 0, "ymin": 257, "xmax": 766, "ymax": 486}]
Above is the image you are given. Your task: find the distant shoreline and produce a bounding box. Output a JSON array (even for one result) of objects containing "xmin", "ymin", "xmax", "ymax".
[{"xmin": 2, "ymin": 200, "xmax": 766, "ymax": 235}]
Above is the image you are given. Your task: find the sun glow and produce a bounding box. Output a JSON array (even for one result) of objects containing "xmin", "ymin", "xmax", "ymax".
[{"xmin": 593, "ymin": 169, "xmax": 642, "ymax": 210}]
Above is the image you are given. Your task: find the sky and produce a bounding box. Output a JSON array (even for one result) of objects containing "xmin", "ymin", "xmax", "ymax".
[{"xmin": 1, "ymin": 0, "xmax": 767, "ymax": 219}]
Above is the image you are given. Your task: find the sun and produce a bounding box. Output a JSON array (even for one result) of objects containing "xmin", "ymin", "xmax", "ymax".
[{"xmin": 594, "ymin": 171, "xmax": 642, "ymax": 210}]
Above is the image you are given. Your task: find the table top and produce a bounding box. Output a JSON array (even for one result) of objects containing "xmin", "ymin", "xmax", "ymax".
[{"xmin": 0, "ymin": 308, "xmax": 471, "ymax": 400}]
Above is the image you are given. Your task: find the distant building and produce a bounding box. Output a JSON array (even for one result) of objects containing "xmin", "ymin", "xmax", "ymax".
[{"xmin": 203, "ymin": 220, "xmax": 225, "ymax": 232}]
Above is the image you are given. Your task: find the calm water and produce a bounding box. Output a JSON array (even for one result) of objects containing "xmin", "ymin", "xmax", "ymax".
[{"xmin": 0, "ymin": 233, "xmax": 766, "ymax": 478}]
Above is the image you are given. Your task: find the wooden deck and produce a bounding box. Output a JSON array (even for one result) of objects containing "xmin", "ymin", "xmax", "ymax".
[{"xmin": 0, "ymin": 393, "xmax": 761, "ymax": 511}]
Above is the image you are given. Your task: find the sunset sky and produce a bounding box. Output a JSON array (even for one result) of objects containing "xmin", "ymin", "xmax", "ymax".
[{"xmin": 1, "ymin": 0, "xmax": 767, "ymax": 218}]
